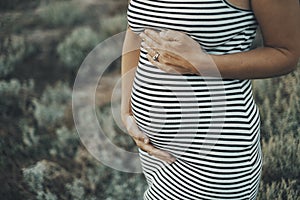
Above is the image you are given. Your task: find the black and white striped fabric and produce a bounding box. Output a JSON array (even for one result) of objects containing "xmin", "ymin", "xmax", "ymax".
[{"xmin": 127, "ymin": 0, "xmax": 262, "ymax": 199}]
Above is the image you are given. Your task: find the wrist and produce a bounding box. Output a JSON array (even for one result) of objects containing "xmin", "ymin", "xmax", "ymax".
[{"xmin": 189, "ymin": 52, "xmax": 217, "ymax": 76}]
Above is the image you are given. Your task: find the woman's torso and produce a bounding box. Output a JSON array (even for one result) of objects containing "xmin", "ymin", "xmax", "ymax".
[
  {"xmin": 127, "ymin": 0, "xmax": 258, "ymax": 54},
  {"xmin": 128, "ymin": 0, "xmax": 261, "ymax": 162},
  {"xmin": 127, "ymin": 2, "xmax": 262, "ymax": 199}
]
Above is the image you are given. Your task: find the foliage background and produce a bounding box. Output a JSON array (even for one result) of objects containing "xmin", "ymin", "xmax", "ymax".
[{"xmin": 0, "ymin": 0, "xmax": 299, "ymax": 199}]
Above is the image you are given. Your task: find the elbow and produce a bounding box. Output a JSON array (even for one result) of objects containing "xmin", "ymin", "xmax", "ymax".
[
  {"xmin": 275, "ymin": 47, "xmax": 299, "ymax": 75},
  {"xmin": 289, "ymin": 62, "xmax": 298, "ymax": 73},
  {"xmin": 286, "ymin": 41, "xmax": 300, "ymax": 72},
  {"xmin": 285, "ymin": 53, "xmax": 299, "ymax": 74},
  {"xmin": 280, "ymin": 58, "xmax": 298, "ymax": 76}
]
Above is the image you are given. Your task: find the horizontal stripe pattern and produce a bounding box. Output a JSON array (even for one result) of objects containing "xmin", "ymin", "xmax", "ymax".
[
  {"xmin": 127, "ymin": 0, "xmax": 262, "ymax": 199},
  {"xmin": 127, "ymin": 0, "xmax": 257, "ymax": 53}
]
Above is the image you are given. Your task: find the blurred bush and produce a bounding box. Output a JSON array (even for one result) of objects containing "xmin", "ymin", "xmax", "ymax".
[
  {"xmin": 258, "ymin": 179, "xmax": 300, "ymax": 200},
  {"xmin": 0, "ymin": 0, "xmax": 40, "ymax": 11},
  {"xmin": 23, "ymin": 159, "xmax": 71, "ymax": 200},
  {"xmin": 49, "ymin": 126, "xmax": 79, "ymax": 159},
  {"xmin": 38, "ymin": 1, "xmax": 85, "ymax": 28},
  {"xmin": 103, "ymin": 170, "xmax": 146, "ymax": 200},
  {"xmin": 20, "ymin": 119, "xmax": 39, "ymax": 147},
  {"xmin": 100, "ymin": 14, "xmax": 128, "ymax": 38},
  {"xmin": 0, "ymin": 36, "xmax": 27, "ymax": 78},
  {"xmin": 253, "ymin": 70, "xmax": 300, "ymax": 140},
  {"xmin": 0, "ymin": 79, "xmax": 34, "ymax": 119},
  {"xmin": 261, "ymin": 132, "xmax": 300, "ymax": 182},
  {"xmin": 97, "ymin": 102, "xmax": 136, "ymax": 152},
  {"xmin": 33, "ymin": 81, "xmax": 71, "ymax": 130},
  {"xmin": 65, "ymin": 179, "xmax": 86, "ymax": 200},
  {"xmin": 252, "ymin": 67, "xmax": 300, "ymax": 199},
  {"xmin": 57, "ymin": 27, "xmax": 101, "ymax": 70}
]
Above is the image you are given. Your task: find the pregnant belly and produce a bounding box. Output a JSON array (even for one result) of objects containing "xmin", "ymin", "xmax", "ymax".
[{"xmin": 130, "ymin": 63, "xmax": 261, "ymax": 166}]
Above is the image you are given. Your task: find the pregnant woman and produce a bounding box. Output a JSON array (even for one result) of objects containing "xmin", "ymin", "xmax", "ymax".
[{"xmin": 121, "ymin": 0, "xmax": 299, "ymax": 199}]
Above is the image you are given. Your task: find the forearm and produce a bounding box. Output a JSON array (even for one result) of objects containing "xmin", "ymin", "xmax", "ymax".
[
  {"xmin": 211, "ymin": 47, "xmax": 299, "ymax": 79},
  {"xmin": 121, "ymin": 28, "xmax": 141, "ymax": 117},
  {"xmin": 211, "ymin": 0, "xmax": 300, "ymax": 79}
]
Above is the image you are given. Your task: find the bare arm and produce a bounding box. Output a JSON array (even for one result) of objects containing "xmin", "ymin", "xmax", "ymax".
[
  {"xmin": 121, "ymin": 28, "xmax": 141, "ymax": 117},
  {"xmin": 212, "ymin": 0, "xmax": 300, "ymax": 79},
  {"xmin": 121, "ymin": 28, "xmax": 176, "ymax": 164},
  {"xmin": 140, "ymin": 0, "xmax": 300, "ymax": 79}
]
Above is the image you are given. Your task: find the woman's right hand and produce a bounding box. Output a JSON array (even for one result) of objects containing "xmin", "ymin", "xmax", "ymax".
[{"xmin": 121, "ymin": 113, "xmax": 176, "ymax": 164}]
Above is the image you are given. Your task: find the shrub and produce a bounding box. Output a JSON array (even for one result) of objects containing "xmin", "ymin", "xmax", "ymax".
[
  {"xmin": 23, "ymin": 161, "xmax": 46, "ymax": 191},
  {"xmin": 100, "ymin": 14, "xmax": 127, "ymax": 38},
  {"xmin": 97, "ymin": 102, "xmax": 136, "ymax": 152},
  {"xmin": 39, "ymin": 81, "xmax": 71, "ymax": 105},
  {"xmin": 65, "ymin": 179, "xmax": 86, "ymax": 200},
  {"xmin": 57, "ymin": 27, "xmax": 100, "ymax": 70},
  {"xmin": 36, "ymin": 191, "xmax": 58, "ymax": 200},
  {"xmin": 19, "ymin": 119, "xmax": 39, "ymax": 147},
  {"xmin": 0, "ymin": 35, "xmax": 26, "ymax": 78},
  {"xmin": 104, "ymin": 170, "xmax": 146, "ymax": 200},
  {"xmin": 33, "ymin": 81, "xmax": 71, "ymax": 130},
  {"xmin": 49, "ymin": 126, "xmax": 80, "ymax": 159},
  {"xmin": 0, "ymin": 79, "xmax": 34, "ymax": 119},
  {"xmin": 253, "ymin": 65, "xmax": 300, "ymax": 199},
  {"xmin": 22, "ymin": 160, "xmax": 70, "ymax": 200},
  {"xmin": 252, "ymin": 67, "xmax": 300, "ymax": 140},
  {"xmin": 0, "ymin": 0, "xmax": 40, "ymax": 11},
  {"xmin": 258, "ymin": 179, "xmax": 300, "ymax": 200},
  {"xmin": 38, "ymin": 1, "xmax": 85, "ymax": 28},
  {"xmin": 261, "ymin": 132, "xmax": 300, "ymax": 182}
]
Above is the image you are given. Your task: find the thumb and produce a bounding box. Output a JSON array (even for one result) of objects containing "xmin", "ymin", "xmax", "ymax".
[{"xmin": 126, "ymin": 115, "xmax": 150, "ymax": 144}]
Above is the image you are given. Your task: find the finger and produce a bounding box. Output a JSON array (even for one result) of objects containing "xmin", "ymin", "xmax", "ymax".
[
  {"xmin": 146, "ymin": 47, "xmax": 157, "ymax": 58},
  {"xmin": 146, "ymin": 48, "xmax": 167, "ymax": 64},
  {"xmin": 149, "ymin": 148, "xmax": 176, "ymax": 164},
  {"xmin": 159, "ymin": 29, "xmax": 186, "ymax": 41},
  {"xmin": 140, "ymin": 32, "xmax": 160, "ymax": 49},
  {"xmin": 126, "ymin": 116, "xmax": 150, "ymax": 144},
  {"xmin": 147, "ymin": 54, "xmax": 181, "ymax": 74},
  {"xmin": 144, "ymin": 29, "xmax": 163, "ymax": 45},
  {"xmin": 137, "ymin": 141, "xmax": 176, "ymax": 163}
]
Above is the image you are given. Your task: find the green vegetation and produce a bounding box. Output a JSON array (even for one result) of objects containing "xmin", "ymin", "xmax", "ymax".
[
  {"xmin": 0, "ymin": 35, "xmax": 31, "ymax": 78},
  {"xmin": 0, "ymin": 0, "xmax": 299, "ymax": 199},
  {"xmin": 0, "ymin": 79, "xmax": 34, "ymax": 119},
  {"xmin": 33, "ymin": 82, "xmax": 71, "ymax": 129},
  {"xmin": 252, "ymin": 71, "xmax": 300, "ymax": 199},
  {"xmin": 57, "ymin": 27, "xmax": 101, "ymax": 70},
  {"xmin": 38, "ymin": 1, "xmax": 85, "ymax": 28},
  {"xmin": 100, "ymin": 14, "xmax": 128, "ymax": 38}
]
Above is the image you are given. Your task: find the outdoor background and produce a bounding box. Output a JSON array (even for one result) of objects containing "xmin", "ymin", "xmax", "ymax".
[{"xmin": 0, "ymin": 0, "xmax": 299, "ymax": 199}]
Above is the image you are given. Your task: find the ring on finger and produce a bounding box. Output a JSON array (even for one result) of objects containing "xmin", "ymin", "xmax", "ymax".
[{"xmin": 152, "ymin": 52, "xmax": 160, "ymax": 62}]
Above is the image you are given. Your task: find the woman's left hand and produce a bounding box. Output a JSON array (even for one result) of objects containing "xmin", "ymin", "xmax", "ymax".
[{"xmin": 140, "ymin": 29, "xmax": 212, "ymax": 75}]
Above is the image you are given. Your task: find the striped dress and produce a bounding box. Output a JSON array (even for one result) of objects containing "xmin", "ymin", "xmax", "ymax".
[{"xmin": 127, "ymin": 0, "xmax": 262, "ymax": 199}]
